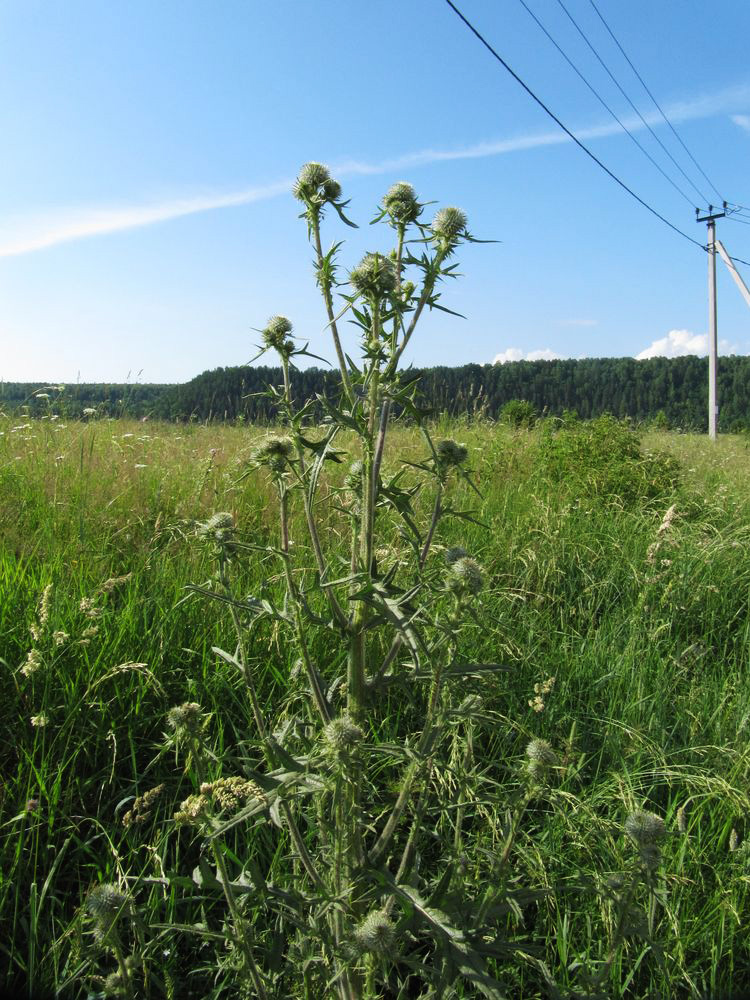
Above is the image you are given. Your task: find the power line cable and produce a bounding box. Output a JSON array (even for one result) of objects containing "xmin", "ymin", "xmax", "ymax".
[
  {"xmin": 442, "ymin": 0, "xmax": 706, "ymax": 251},
  {"xmin": 517, "ymin": 0, "xmax": 697, "ymax": 209},
  {"xmin": 556, "ymin": 0, "xmax": 710, "ymax": 207},
  {"xmin": 587, "ymin": 0, "xmax": 725, "ymax": 205}
]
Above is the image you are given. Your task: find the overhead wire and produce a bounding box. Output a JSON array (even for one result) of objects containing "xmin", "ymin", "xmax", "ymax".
[
  {"xmin": 516, "ymin": 0, "xmax": 697, "ymax": 209},
  {"xmin": 442, "ymin": 0, "xmax": 706, "ymax": 251},
  {"xmin": 555, "ymin": 0, "xmax": 710, "ymax": 207},
  {"xmin": 587, "ymin": 0, "xmax": 725, "ymax": 205}
]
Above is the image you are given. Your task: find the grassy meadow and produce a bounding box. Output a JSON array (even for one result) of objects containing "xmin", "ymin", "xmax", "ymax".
[{"xmin": 2, "ymin": 412, "xmax": 750, "ymax": 998}]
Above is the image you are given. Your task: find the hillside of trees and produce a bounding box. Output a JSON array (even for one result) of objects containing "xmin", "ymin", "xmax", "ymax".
[{"xmin": 4, "ymin": 355, "xmax": 750, "ymax": 430}]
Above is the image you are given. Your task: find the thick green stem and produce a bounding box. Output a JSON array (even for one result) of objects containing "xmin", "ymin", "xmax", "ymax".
[{"xmin": 312, "ymin": 215, "xmax": 354, "ymax": 404}]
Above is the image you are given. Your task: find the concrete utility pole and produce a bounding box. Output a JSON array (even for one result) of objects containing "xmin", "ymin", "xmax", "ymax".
[{"xmin": 697, "ymin": 204, "xmax": 726, "ymax": 440}]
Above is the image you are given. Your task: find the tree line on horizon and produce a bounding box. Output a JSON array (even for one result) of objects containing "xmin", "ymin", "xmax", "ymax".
[{"xmin": 3, "ymin": 354, "xmax": 750, "ymax": 431}]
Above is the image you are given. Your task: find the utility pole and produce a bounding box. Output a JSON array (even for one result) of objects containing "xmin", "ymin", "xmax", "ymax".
[{"xmin": 696, "ymin": 204, "xmax": 726, "ymax": 440}]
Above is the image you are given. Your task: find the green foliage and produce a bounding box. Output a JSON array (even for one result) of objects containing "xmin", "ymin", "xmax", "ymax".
[
  {"xmin": 538, "ymin": 413, "xmax": 681, "ymax": 507},
  {"xmin": 500, "ymin": 398, "xmax": 538, "ymax": 428}
]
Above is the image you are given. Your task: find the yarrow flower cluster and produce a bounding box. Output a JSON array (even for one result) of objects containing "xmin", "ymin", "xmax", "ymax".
[
  {"xmin": 122, "ymin": 784, "xmax": 165, "ymax": 828},
  {"xmin": 200, "ymin": 777, "xmax": 266, "ymax": 812},
  {"xmin": 528, "ymin": 675, "xmax": 556, "ymax": 713},
  {"xmin": 349, "ymin": 252, "xmax": 397, "ymax": 300}
]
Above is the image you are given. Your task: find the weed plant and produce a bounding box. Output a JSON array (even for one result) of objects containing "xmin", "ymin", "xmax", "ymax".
[{"xmin": 1, "ymin": 172, "xmax": 750, "ymax": 998}]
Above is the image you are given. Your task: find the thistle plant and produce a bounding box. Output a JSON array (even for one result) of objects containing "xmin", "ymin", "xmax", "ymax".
[{"xmin": 148, "ymin": 164, "xmax": 653, "ymax": 998}]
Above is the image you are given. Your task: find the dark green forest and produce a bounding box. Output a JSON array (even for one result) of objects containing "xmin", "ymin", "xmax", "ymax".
[{"xmin": 4, "ymin": 354, "xmax": 750, "ymax": 430}]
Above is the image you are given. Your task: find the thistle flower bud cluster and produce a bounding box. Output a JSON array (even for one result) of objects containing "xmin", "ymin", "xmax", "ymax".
[
  {"xmin": 525, "ymin": 738, "xmax": 558, "ymax": 781},
  {"xmin": 262, "ymin": 315, "xmax": 295, "ymax": 357},
  {"xmin": 444, "ymin": 546, "xmax": 468, "ymax": 566},
  {"xmin": 353, "ymin": 909, "xmax": 396, "ymax": 955},
  {"xmin": 198, "ymin": 512, "xmax": 236, "ymax": 550},
  {"xmin": 293, "ymin": 162, "xmax": 342, "ymax": 207},
  {"xmin": 446, "ymin": 556, "xmax": 484, "ymax": 597},
  {"xmin": 431, "ymin": 206, "xmax": 468, "ymax": 251},
  {"xmin": 435, "ymin": 438, "xmax": 468, "ymax": 469},
  {"xmin": 250, "ymin": 435, "xmax": 294, "ymax": 474},
  {"xmin": 344, "ymin": 460, "xmax": 363, "ymax": 492},
  {"xmin": 122, "ymin": 784, "xmax": 165, "ymax": 828},
  {"xmin": 199, "ymin": 776, "xmax": 266, "ymax": 812},
  {"xmin": 383, "ymin": 181, "xmax": 421, "ymax": 227},
  {"xmin": 349, "ymin": 252, "xmax": 398, "ymax": 300},
  {"xmin": 86, "ymin": 884, "xmax": 129, "ymax": 941},
  {"xmin": 167, "ymin": 702, "xmax": 206, "ymax": 743},
  {"xmin": 324, "ymin": 715, "xmax": 364, "ymax": 755},
  {"xmin": 624, "ymin": 809, "xmax": 666, "ymax": 869}
]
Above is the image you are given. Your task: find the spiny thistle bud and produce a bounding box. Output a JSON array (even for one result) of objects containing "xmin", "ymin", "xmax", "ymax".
[
  {"xmin": 167, "ymin": 702, "xmax": 205, "ymax": 740},
  {"xmin": 624, "ymin": 810, "xmax": 666, "ymax": 849},
  {"xmin": 353, "ymin": 910, "xmax": 396, "ymax": 955},
  {"xmin": 262, "ymin": 315, "xmax": 294, "ymax": 356},
  {"xmin": 431, "ymin": 206, "xmax": 468, "ymax": 248},
  {"xmin": 87, "ymin": 884, "xmax": 128, "ymax": 940},
  {"xmin": 198, "ymin": 512, "xmax": 235, "ymax": 547},
  {"xmin": 344, "ymin": 460, "xmax": 363, "ymax": 491},
  {"xmin": 292, "ymin": 161, "xmax": 331, "ymax": 201},
  {"xmin": 383, "ymin": 181, "xmax": 421, "ymax": 226},
  {"xmin": 323, "ymin": 177, "xmax": 342, "ymax": 202},
  {"xmin": 324, "ymin": 715, "xmax": 364, "ymax": 754},
  {"xmin": 435, "ymin": 438, "xmax": 468, "ymax": 468},
  {"xmin": 349, "ymin": 252, "xmax": 397, "ymax": 299},
  {"xmin": 526, "ymin": 739, "xmax": 558, "ymax": 767},
  {"xmin": 447, "ymin": 556, "xmax": 484, "ymax": 597},
  {"xmin": 444, "ymin": 546, "xmax": 469, "ymax": 565},
  {"xmin": 250, "ymin": 435, "xmax": 294, "ymax": 474}
]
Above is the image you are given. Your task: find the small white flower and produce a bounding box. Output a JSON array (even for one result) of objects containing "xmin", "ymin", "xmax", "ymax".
[{"xmin": 31, "ymin": 714, "xmax": 49, "ymax": 728}]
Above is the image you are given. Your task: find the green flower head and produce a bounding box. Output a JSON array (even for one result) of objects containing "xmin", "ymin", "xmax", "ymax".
[
  {"xmin": 447, "ymin": 556, "xmax": 484, "ymax": 597},
  {"xmin": 353, "ymin": 910, "xmax": 396, "ymax": 955},
  {"xmin": 624, "ymin": 810, "xmax": 666, "ymax": 848},
  {"xmin": 293, "ymin": 162, "xmax": 342, "ymax": 206},
  {"xmin": 349, "ymin": 252, "xmax": 397, "ymax": 299},
  {"xmin": 431, "ymin": 206, "xmax": 468, "ymax": 249},
  {"xmin": 436, "ymin": 438, "xmax": 468, "ymax": 468},
  {"xmin": 250, "ymin": 435, "xmax": 295, "ymax": 473},
  {"xmin": 383, "ymin": 181, "xmax": 421, "ymax": 226},
  {"xmin": 262, "ymin": 315, "xmax": 294, "ymax": 356},
  {"xmin": 324, "ymin": 714, "xmax": 364, "ymax": 754}
]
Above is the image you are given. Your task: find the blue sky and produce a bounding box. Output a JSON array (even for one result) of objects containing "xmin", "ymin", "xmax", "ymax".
[{"xmin": 2, "ymin": 0, "xmax": 750, "ymax": 384}]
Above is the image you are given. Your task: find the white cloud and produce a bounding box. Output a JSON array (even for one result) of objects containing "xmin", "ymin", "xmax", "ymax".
[
  {"xmin": 731, "ymin": 114, "xmax": 750, "ymax": 132},
  {"xmin": 2, "ymin": 83, "xmax": 748, "ymax": 258},
  {"xmin": 635, "ymin": 328, "xmax": 736, "ymax": 359},
  {"xmin": 492, "ymin": 347, "xmax": 562, "ymax": 364}
]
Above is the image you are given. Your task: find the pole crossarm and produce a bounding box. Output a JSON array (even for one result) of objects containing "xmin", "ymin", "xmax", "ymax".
[{"xmin": 715, "ymin": 240, "xmax": 750, "ymax": 310}]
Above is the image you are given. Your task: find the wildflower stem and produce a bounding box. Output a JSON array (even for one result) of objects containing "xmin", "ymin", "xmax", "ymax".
[{"xmin": 312, "ymin": 215, "xmax": 354, "ymax": 405}]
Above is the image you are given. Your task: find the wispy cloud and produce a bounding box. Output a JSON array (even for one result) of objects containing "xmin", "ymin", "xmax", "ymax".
[
  {"xmin": 635, "ymin": 328, "xmax": 738, "ymax": 359},
  {"xmin": 560, "ymin": 318, "xmax": 597, "ymax": 328},
  {"xmin": 731, "ymin": 114, "xmax": 750, "ymax": 132},
  {"xmin": 2, "ymin": 83, "xmax": 748, "ymax": 258}
]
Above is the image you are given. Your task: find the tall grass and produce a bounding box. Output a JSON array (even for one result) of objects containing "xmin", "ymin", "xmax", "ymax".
[{"xmin": 2, "ymin": 408, "xmax": 750, "ymax": 997}]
